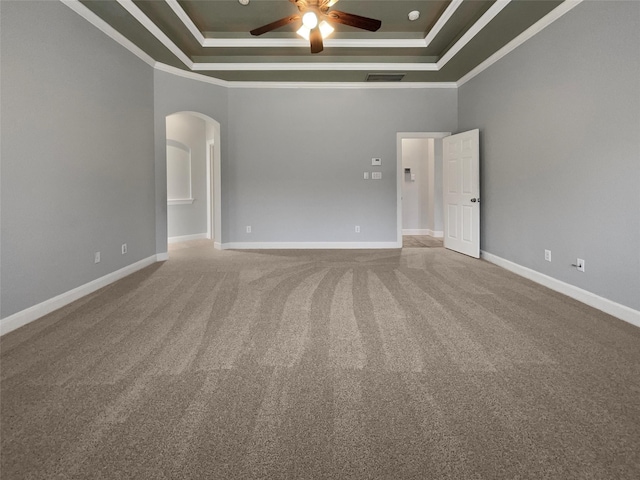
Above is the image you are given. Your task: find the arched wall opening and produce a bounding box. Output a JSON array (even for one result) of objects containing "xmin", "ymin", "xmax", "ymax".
[{"xmin": 165, "ymin": 111, "xmax": 222, "ymax": 251}]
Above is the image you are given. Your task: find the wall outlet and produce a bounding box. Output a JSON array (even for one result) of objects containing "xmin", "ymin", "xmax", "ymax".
[
  {"xmin": 121, "ymin": 243, "xmax": 127, "ymax": 255},
  {"xmin": 544, "ymin": 249, "xmax": 551, "ymax": 262},
  {"xmin": 94, "ymin": 251, "xmax": 101, "ymax": 264},
  {"xmin": 355, "ymin": 225, "xmax": 360, "ymax": 233},
  {"xmin": 577, "ymin": 258, "xmax": 585, "ymax": 272},
  {"xmin": 246, "ymin": 226, "xmax": 251, "ymax": 233}
]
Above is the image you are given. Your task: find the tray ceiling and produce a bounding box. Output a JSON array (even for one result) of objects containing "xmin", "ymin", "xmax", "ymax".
[{"xmin": 72, "ymin": 0, "xmax": 569, "ymax": 84}]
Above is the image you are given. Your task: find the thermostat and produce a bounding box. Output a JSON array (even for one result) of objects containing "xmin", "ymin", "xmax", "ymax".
[{"xmin": 371, "ymin": 158, "xmax": 381, "ymax": 166}]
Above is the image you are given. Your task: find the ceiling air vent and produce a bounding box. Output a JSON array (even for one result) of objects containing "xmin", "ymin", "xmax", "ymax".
[{"xmin": 366, "ymin": 73, "xmax": 406, "ymax": 82}]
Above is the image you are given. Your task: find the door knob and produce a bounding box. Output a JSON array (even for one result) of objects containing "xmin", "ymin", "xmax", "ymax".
[{"xmin": 470, "ymin": 198, "xmax": 480, "ymax": 203}]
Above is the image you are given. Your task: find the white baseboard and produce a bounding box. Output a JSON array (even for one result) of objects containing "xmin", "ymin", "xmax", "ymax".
[
  {"xmin": 222, "ymin": 241, "xmax": 401, "ymax": 250},
  {"xmin": 403, "ymin": 229, "xmax": 444, "ymax": 238},
  {"xmin": 481, "ymin": 251, "xmax": 640, "ymax": 328},
  {"xmin": 156, "ymin": 252, "xmax": 169, "ymax": 261},
  {"xmin": 214, "ymin": 242, "xmax": 222, "ymax": 250},
  {"xmin": 0, "ymin": 255, "xmax": 159, "ymax": 336},
  {"xmin": 168, "ymin": 233, "xmax": 208, "ymax": 244}
]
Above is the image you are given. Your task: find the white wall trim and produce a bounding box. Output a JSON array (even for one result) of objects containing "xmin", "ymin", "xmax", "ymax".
[
  {"xmin": 0, "ymin": 255, "xmax": 159, "ymax": 336},
  {"xmin": 168, "ymin": 233, "xmax": 208, "ymax": 244},
  {"xmin": 437, "ymin": 0, "xmax": 511, "ymax": 69},
  {"xmin": 192, "ymin": 63, "xmax": 439, "ymax": 72},
  {"xmin": 61, "ymin": 0, "xmax": 155, "ymax": 67},
  {"xmin": 164, "ymin": 0, "xmax": 205, "ymax": 45},
  {"xmin": 424, "ymin": 0, "xmax": 464, "ymax": 47},
  {"xmin": 154, "ymin": 63, "xmax": 230, "ymax": 87},
  {"xmin": 222, "ymin": 242, "xmax": 401, "ymax": 250},
  {"xmin": 116, "ymin": 0, "xmax": 193, "ymax": 68},
  {"xmin": 157, "ymin": 252, "xmax": 169, "ymax": 261},
  {"xmin": 481, "ymin": 251, "xmax": 640, "ymax": 329},
  {"xmin": 403, "ymin": 229, "xmax": 444, "ymax": 237},
  {"xmin": 228, "ymin": 81, "xmax": 457, "ymax": 90},
  {"xmin": 457, "ymin": 0, "xmax": 584, "ymax": 86},
  {"xmin": 202, "ymin": 38, "xmax": 428, "ymax": 49}
]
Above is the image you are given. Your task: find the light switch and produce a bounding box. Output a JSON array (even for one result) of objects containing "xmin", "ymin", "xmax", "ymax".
[
  {"xmin": 371, "ymin": 158, "xmax": 381, "ymax": 166},
  {"xmin": 411, "ymin": 173, "xmax": 416, "ymax": 181},
  {"xmin": 364, "ymin": 172, "xmax": 369, "ymax": 180},
  {"xmin": 372, "ymin": 172, "xmax": 382, "ymax": 180}
]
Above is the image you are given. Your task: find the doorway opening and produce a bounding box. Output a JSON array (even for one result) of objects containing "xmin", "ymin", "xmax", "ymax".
[
  {"xmin": 396, "ymin": 132, "xmax": 450, "ymax": 247},
  {"xmin": 165, "ymin": 112, "xmax": 222, "ymax": 250}
]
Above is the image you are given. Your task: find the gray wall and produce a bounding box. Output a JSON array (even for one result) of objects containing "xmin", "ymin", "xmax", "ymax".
[
  {"xmin": 458, "ymin": 1, "xmax": 640, "ymax": 310},
  {"xmin": 153, "ymin": 71, "xmax": 228, "ymax": 252},
  {"xmin": 226, "ymin": 87, "xmax": 457, "ymax": 243},
  {"xmin": 1, "ymin": 0, "xmax": 156, "ymax": 318},
  {"xmin": 166, "ymin": 113, "xmax": 207, "ymax": 238}
]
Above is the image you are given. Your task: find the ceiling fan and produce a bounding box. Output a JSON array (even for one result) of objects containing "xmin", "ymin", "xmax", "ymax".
[{"xmin": 250, "ymin": 0, "xmax": 382, "ymax": 54}]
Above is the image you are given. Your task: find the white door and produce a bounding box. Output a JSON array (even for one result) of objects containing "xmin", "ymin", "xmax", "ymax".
[{"xmin": 443, "ymin": 129, "xmax": 480, "ymax": 258}]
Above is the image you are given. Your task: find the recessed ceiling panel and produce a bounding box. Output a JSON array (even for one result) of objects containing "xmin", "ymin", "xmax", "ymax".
[{"xmin": 72, "ymin": 0, "xmax": 571, "ymax": 83}]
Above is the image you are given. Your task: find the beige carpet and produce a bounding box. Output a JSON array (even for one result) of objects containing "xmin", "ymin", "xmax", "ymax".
[
  {"xmin": 2, "ymin": 242, "xmax": 639, "ymax": 479},
  {"xmin": 403, "ymin": 235, "xmax": 444, "ymax": 248}
]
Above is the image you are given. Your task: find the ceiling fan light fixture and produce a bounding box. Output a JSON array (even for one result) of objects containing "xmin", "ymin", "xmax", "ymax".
[
  {"xmin": 319, "ymin": 20, "xmax": 334, "ymax": 38},
  {"xmin": 297, "ymin": 20, "xmax": 334, "ymax": 41},
  {"xmin": 302, "ymin": 11, "xmax": 318, "ymax": 29},
  {"xmin": 297, "ymin": 25, "xmax": 311, "ymax": 40}
]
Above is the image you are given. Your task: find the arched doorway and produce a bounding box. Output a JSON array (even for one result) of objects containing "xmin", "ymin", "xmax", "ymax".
[{"xmin": 165, "ymin": 111, "xmax": 222, "ymax": 249}]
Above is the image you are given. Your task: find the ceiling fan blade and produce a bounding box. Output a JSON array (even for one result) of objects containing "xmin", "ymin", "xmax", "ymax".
[
  {"xmin": 326, "ymin": 10, "xmax": 381, "ymax": 32},
  {"xmin": 309, "ymin": 25, "xmax": 324, "ymax": 53},
  {"xmin": 250, "ymin": 15, "xmax": 300, "ymax": 36}
]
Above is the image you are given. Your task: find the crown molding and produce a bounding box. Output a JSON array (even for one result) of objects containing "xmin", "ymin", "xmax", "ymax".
[
  {"xmin": 201, "ymin": 38, "xmax": 428, "ymax": 48},
  {"xmin": 61, "ymin": 0, "xmax": 155, "ymax": 67},
  {"xmin": 165, "ymin": 0, "xmax": 429, "ymax": 50},
  {"xmin": 116, "ymin": 0, "xmax": 193, "ymax": 67},
  {"xmin": 424, "ymin": 0, "xmax": 464, "ymax": 47},
  {"xmin": 192, "ymin": 62, "xmax": 439, "ymax": 72},
  {"xmin": 154, "ymin": 63, "xmax": 230, "ymax": 88},
  {"xmin": 63, "ymin": 0, "xmax": 584, "ymax": 89},
  {"xmin": 437, "ymin": 0, "xmax": 511, "ymax": 69},
  {"xmin": 165, "ymin": 0, "xmax": 205, "ymax": 45},
  {"xmin": 227, "ymin": 81, "xmax": 457, "ymax": 90},
  {"xmin": 457, "ymin": 0, "xmax": 584, "ymax": 86}
]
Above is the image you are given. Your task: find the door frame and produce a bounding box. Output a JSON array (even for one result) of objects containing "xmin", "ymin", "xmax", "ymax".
[
  {"xmin": 396, "ymin": 132, "xmax": 451, "ymax": 247},
  {"xmin": 206, "ymin": 140, "xmax": 214, "ymax": 242}
]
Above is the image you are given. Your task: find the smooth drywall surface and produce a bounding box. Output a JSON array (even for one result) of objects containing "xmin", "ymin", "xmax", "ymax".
[
  {"xmin": 458, "ymin": 1, "xmax": 640, "ymax": 310},
  {"xmin": 1, "ymin": 0, "xmax": 155, "ymax": 318},
  {"xmin": 153, "ymin": 71, "xmax": 228, "ymax": 252},
  {"xmin": 166, "ymin": 113, "xmax": 207, "ymax": 238},
  {"xmin": 402, "ymin": 138, "xmax": 432, "ymax": 231},
  {"xmin": 226, "ymin": 87, "xmax": 457, "ymax": 243}
]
